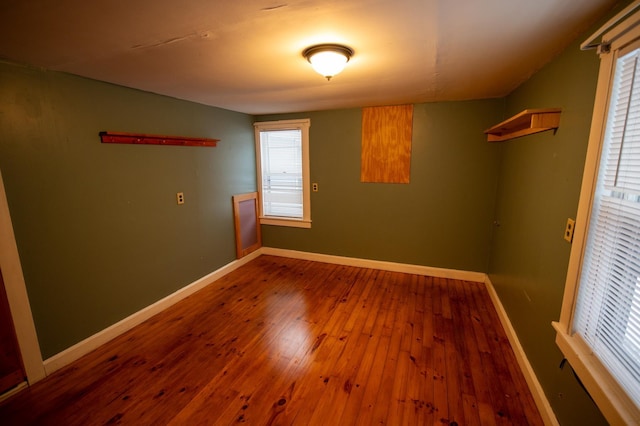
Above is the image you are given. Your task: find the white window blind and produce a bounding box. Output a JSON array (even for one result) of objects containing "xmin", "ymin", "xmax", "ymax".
[
  {"xmin": 574, "ymin": 45, "xmax": 640, "ymax": 405},
  {"xmin": 259, "ymin": 129, "xmax": 303, "ymax": 218}
]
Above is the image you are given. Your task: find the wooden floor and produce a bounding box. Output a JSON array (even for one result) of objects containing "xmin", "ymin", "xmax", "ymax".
[{"xmin": 0, "ymin": 255, "xmax": 543, "ymax": 425}]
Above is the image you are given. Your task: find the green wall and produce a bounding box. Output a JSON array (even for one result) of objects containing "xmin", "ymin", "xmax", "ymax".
[
  {"xmin": 259, "ymin": 8, "xmax": 622, "ymax": 422},
  {"xmin": 258, "ymin": 100, "xmax": 504, "ymax": 273},
  {"xmin": 0, "ymin": 5, "xmax": 624, "ymax": 422},
  {"xmin": 488, "ymin": 16, "xmax": 613, "ymax": 426},
  {"xmin": 0, "ymin": 62, "xmax": 256, "ymax": 358}
]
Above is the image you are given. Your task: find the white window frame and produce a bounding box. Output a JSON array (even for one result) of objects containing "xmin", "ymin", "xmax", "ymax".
[
  {"xmin": 253, "ymin": 119, "xmax": 311, "ymax": 228},
  {"xmin": 553, "ymin": 11, "xmax": 640, "ymax": 425}
]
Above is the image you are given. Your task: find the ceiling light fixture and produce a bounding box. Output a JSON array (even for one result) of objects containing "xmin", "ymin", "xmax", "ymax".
[{"xmin": 303, "ymin": 44, "xmax": 354, "ymax": 80}]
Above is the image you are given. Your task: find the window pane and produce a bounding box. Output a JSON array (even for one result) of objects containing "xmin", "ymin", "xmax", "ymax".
[{"xmin": 259, "ymin": 129, "xmax": 303, "ymax": 218}]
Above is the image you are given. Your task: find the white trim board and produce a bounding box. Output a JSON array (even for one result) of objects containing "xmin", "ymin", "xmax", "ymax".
[
  {"xmin": 39, "ymin": 246, "xmax": 556, "ymax": 425},
  {"xmin": 261, "ymin": 247, "xmax": 487, "ymax": 282},
  {"xmin": 484, "ymin": 276, "xmax": 559, "ymax": 426},
  {"xmin": 43, "ymin": 250, "xmax": 261, "ymax": 375},
  {"xmin": 0, "ymin": 169, "xmax": 45, "ymax": 384},
  {"xmin": 0, "ymin": 382, "xmax": 27, "ymax": 404},
  {"xmin": 44, "ymin": 247, "xmax": 485, "ymax": 374},
  {"xmin": 264, "ymin": 247, "xmax": 557, "ymax": 425}
]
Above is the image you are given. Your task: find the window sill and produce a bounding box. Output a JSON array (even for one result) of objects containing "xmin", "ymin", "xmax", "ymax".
[
  {"xmin": 259, "ymin": 216, "xmax": 311, "ymax": 229},
  {"xmin": 552, "ymin": 321, "xmax": 640, "ymax": 424}
]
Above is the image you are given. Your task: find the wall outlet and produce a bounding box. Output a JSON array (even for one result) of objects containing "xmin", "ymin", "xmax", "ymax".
[
  {"xmin": 312, "ymin": 183, "xmax": 319, "ymax": 192},
  {"xmin": 564, "ymin": 218, "xmax": 575, "ymax": 243},
  {"xmin": 176, "ymin": 192, "xmax": 185, "ymax": 205}
]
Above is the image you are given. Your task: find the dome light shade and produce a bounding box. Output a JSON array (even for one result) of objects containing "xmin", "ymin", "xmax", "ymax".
[{"xmin": 303, "ymin": 44, "xmax": 353, "ymax": 80}]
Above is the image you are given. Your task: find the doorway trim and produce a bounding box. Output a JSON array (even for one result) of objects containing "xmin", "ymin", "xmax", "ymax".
[{"xmin": 0, "ymin": 169, "xmax": 45, "ymax": 384}]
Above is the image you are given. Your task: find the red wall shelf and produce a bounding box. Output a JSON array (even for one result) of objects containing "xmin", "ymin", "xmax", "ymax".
[{"xmin": 99, "ymin": 131, "xmax": 219, "ymax": 147}]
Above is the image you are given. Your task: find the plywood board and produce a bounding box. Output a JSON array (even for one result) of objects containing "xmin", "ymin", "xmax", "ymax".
[{"xmin": 361, "ymin": 105, "xmax": 413, "ymax": 183}]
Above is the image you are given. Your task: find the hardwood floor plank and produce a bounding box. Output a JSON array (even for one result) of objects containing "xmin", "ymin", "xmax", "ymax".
[
  {"xmin": 403, "ymin": 273, "xmax": 427, "ymax": 424},
  {"xmin": 462, "ymin": 393, "xmax": 483, "ymax": 426},
  {"xmin": 443, "ymin": 280, "xmax": 464, "ymax": 425},
  {"xmin": 472, "ymin": 280, "xmax": 539, "ymax": 425},
  {"xmin": 385, "ymin": 273, "xmax": 412, "ymax": 425},
  {"xmin": 368, "ymin": 273, "xmax": 404, "ymax": 424},
  {"xmin": 169, "ymin": 259, "xmax": 344, "ymax": 425},
  {"xmin": 463, "ymin": 280, "xmax": 496, "ymax": 416},
  {"xmin": 334, "ymin": 271, "xmax": 391, "ymax": 425},
  {"xmin": 411, "ymin": 274, "xmax": 437, "ymax": 425},
  {"xmin": 0, "ymin": 256, "xmax": 544, "ymax": 426},
  {"xmin": 286, "ymin": 268, "xmax": 385, "ymax": 425},
  {"xmin": 304, "ymin": 269, "xmax": 377, "ymax": 425},
  {"xmin": 453, "ymin": 281, "xmax": 485, "ymax": 426},
  {"xmin": 287, "ymin": 267, "xmax": 365, "ymax": 424},
  {"xmin": 387, "ymin": 348, "xmax": 410, "ymax": 425},
  {"xmin": 433, "ymin": 277, "xmax": 450, "ymax": 423}
]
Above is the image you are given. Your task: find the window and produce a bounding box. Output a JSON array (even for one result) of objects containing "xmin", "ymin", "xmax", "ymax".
[
  {"xmin": 254, "ymin": 119, "xmax": 311, "ymax": 228},
  {"xmin": 554, "ymin": 12, "xmax": 640, "ymax": 425},
  {"xmin": 575, "ymin": 41, "xmax": 640, "ymax": 403}
]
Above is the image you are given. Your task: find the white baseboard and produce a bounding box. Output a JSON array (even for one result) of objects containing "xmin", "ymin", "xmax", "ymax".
[
  {"xmin": 266, "ymin": 248, "xmax": 556, "ymax": 423},
  {"xmin": 43, "ymin": 250, "xmax": 261, "ymax": 375},
  {"xmin": 484, "ymin": 276, "xmax": 559, "ymax": 426},
  {"xmin": 40, "ymin": 246, "xmax": 556, "ymax": 426},
  {"xmin": 0, "ymin": 381, "xmax": 27, "ymax": 403},
  {"xmin": 43, "ymin": 247, "xmax": 483, "ymax": 376},
  {"xmin": 261, "ymin": 247, "xmax": 487, "ymax": 282}
]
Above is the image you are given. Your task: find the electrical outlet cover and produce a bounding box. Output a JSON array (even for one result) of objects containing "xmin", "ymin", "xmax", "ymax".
[{"xmin": 564, "ymin": 218, "xmax": 575, "ymax": 243}]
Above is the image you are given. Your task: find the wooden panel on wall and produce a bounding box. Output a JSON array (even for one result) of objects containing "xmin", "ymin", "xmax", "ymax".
[
  {"xmin": 361, "ymin": 104, "xmax": 413, "ymax": 183},
  {"xmin": 232, "ymin": 192, "xmax": 262, "ymax": 259}
]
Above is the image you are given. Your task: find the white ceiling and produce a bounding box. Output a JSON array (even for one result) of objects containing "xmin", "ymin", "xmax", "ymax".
[{"xmin": 0, "ymin": 0, "xmax": 618, "ymax": 115}]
